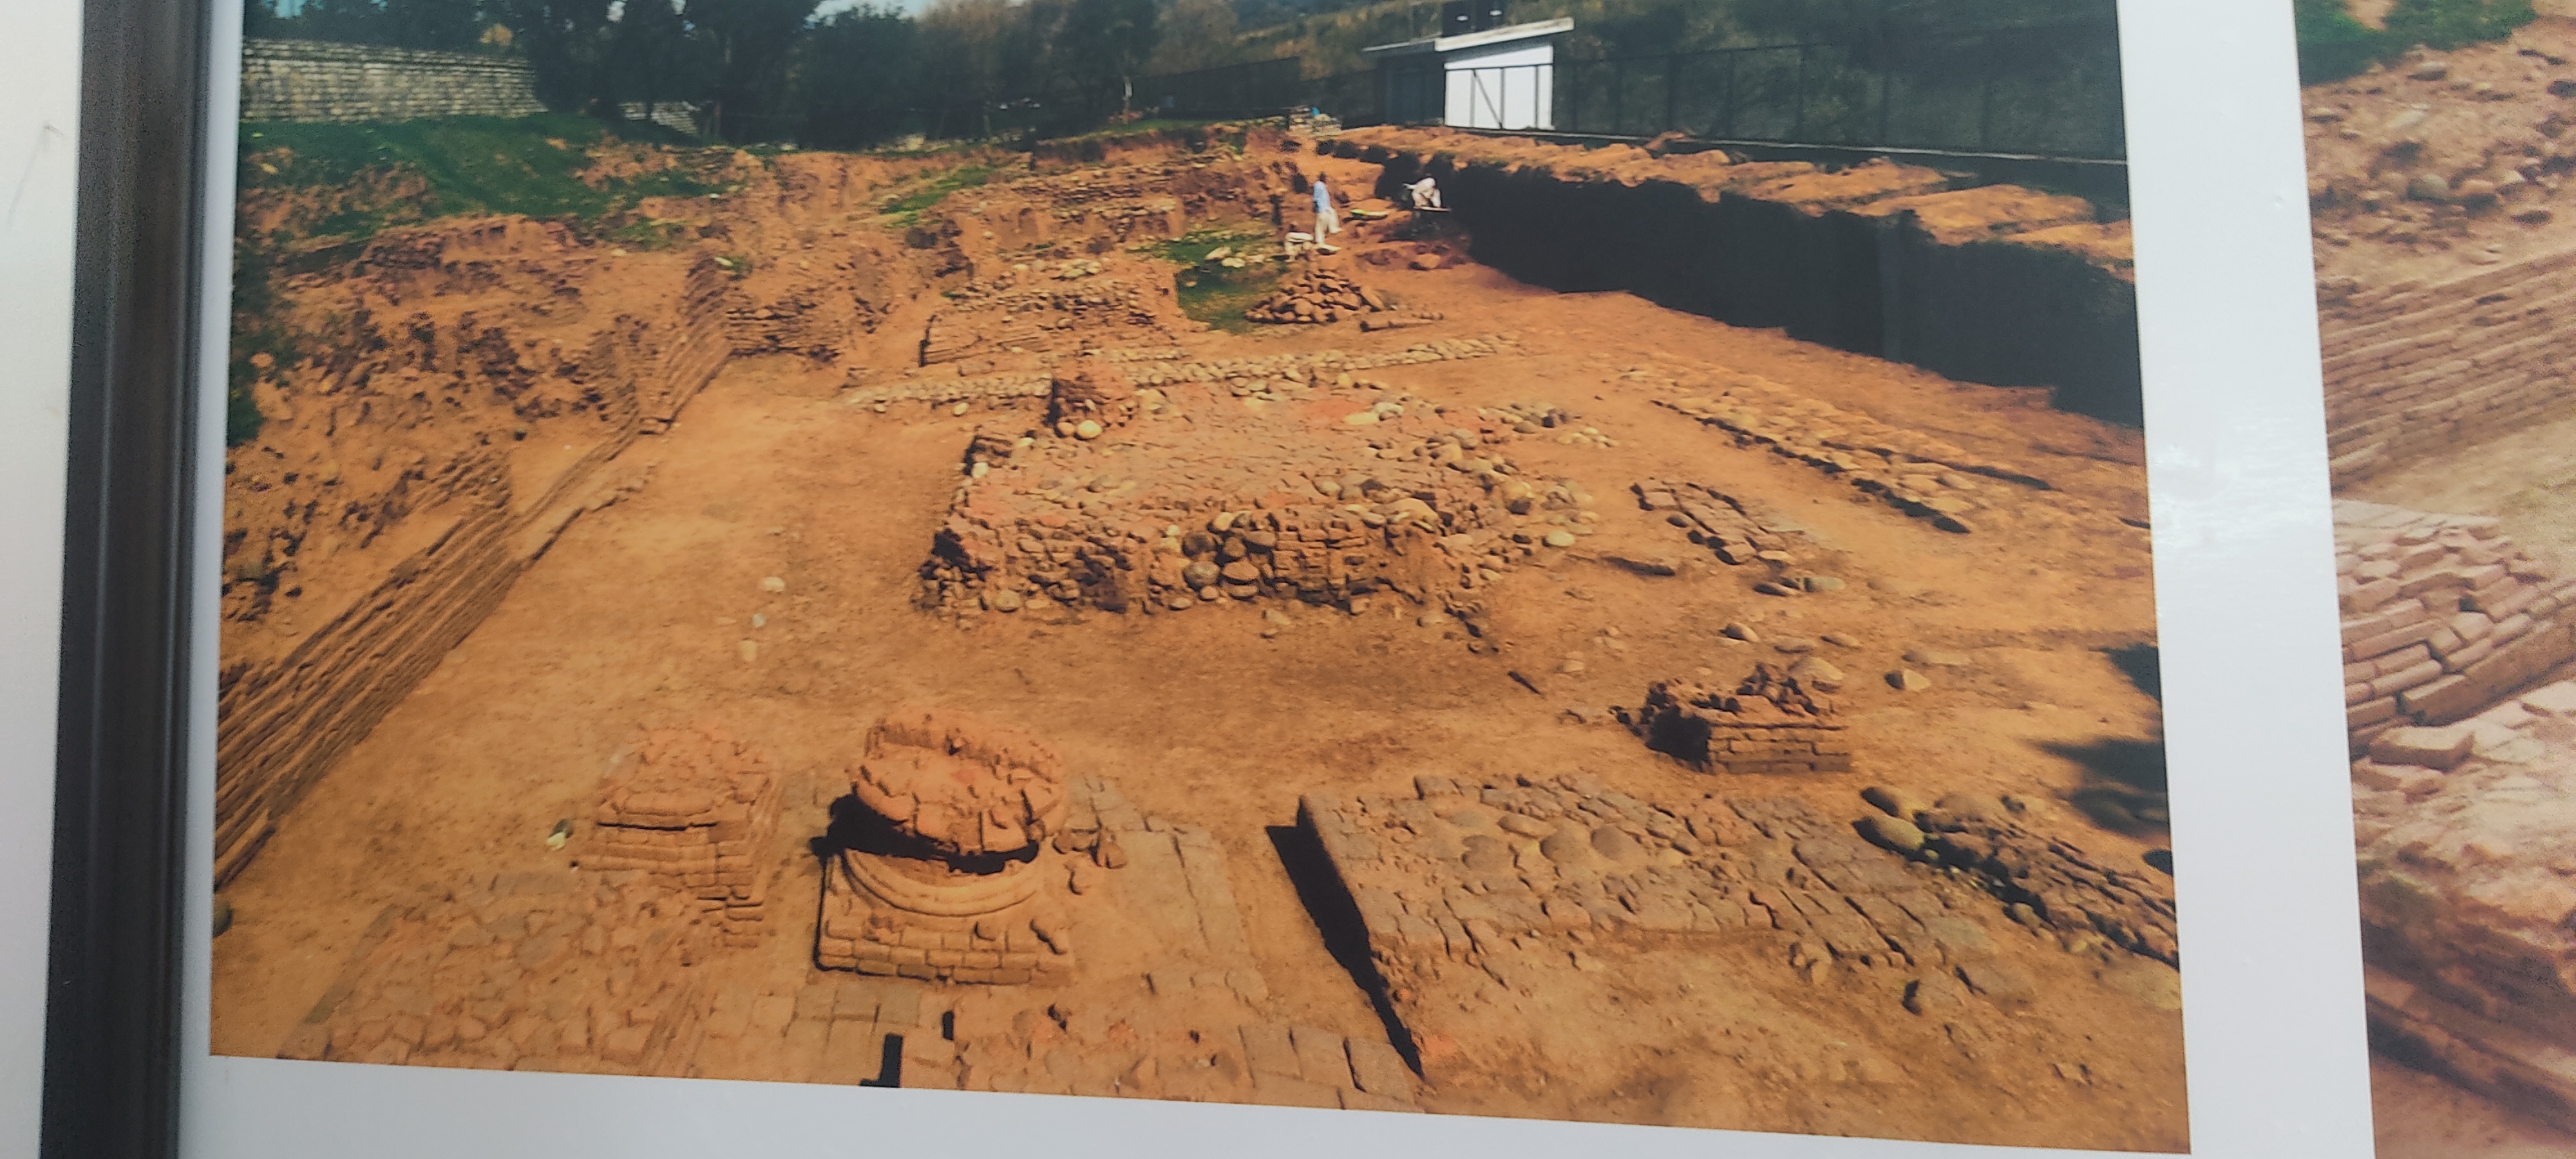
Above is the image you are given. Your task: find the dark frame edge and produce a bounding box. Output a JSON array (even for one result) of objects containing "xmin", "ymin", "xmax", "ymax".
[{"xmin": 43, "ymin": 0, "xmax": 212, "ymax": 1153}]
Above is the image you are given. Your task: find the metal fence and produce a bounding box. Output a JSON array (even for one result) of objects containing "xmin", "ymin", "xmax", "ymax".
[
  {"xmin": 1127, "ymin": 20, "xmax": 2123, "ymax": 161},
  {"xmin": 1549, "ymin": 22, "xmax": 2125, "ymax": 160},
  {"xmin": 1135, "ymin": 57, "xmax": 1307, "ymax": 118}
]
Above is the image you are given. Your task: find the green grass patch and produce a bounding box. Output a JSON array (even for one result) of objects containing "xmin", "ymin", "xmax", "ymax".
[
  {"xmin": 2297, "ymin": 0, "xmax": 2537, "ymax": 84},
  {"xmin": 1142, "ymin": 226, "xmax": 1285, "ymax": 334},
  {"xmin": 879, "ymin": 163, "xmax": 998, "ymax": 227},
  {"xmin": 238, "ymin": 113, "xmax": 720, "ymax": 232}
]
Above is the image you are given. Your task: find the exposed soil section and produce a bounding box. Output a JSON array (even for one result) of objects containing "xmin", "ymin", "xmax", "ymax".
[
  {"xmin": 213, "ymin": 127, "xmax": 2174, "ymax": 1149},
  {"xmin": 1322, "ymin": 127, "xmax": 2141, "ymax": 424}
]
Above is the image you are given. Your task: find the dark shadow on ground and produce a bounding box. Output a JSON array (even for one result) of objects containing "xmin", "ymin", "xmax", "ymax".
[
  {"xmin": 1266, "ymin": 823, "xmax": 1422, "ymax": 1072},
  {"xmin": 2040, "ymin": 736, "xmax": 2170, "ymax": 835}
]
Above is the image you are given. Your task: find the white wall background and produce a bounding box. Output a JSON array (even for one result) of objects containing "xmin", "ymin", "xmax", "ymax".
[
  {"xmin": 0, "ymin": 1, "xmax": 82, "ymax": 1153},
  {"xmin": 1444, "ymin": 40, "xmax": 1555, "ymax": 131}
]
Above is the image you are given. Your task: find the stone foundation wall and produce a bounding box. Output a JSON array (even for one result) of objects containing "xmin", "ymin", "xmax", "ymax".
[
  {"xmin": 2316, "ymin": 247, "xmax": 2576, "ymax": 487},
  {"xmin": 2334, "ymin": 499, "xmax": 2576, "ymax": 754},
  {"xmin": 241, "ymin": 38, "xmax": 545, "ymax": 124}
]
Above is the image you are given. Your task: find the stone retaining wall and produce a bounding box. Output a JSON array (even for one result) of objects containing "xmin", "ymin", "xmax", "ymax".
[
  {"xmin": 2317, "ymin": 247, "xmax": 2576, "ymax": 487},
  {"xmin": 240, "ymin": 38, "xmax": 544, "ymax": 123}
]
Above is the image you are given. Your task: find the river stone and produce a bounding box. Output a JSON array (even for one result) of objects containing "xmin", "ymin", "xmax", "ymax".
[
  {"xmin": 1183, "ymin": 560, "xmax": 1221, "ymax": 589},
  {"xmin": 1722, "ymin": 622, "xmax": 1760, "ymax": 642},
  {"xmin": 1786, "ymin": 657, "xmax": 1844, "ymax": 691},
  {"xmin": 1499, "ymin": 814, "xmax": 1551, "ymax": 838},
  {"xmin": 989, "ymin": 589, "xmax": 1024, "ymax": 612},
  {"xmin": 1888, "ymin": 668, "xmax": 1930, "ymax": 692},
  {"xmin": 1539, "ymin": 829, "xmax": 1594, "ymax": 865},
  {"xmin": 1590, "ymin": 825, "xmax": 1643, "ymax": 863},
  {"xmin": 1861, "ymin": 785, "xmax": 1931, "ymax": 820},
  {"xmin": 1220, "ymin": 561, "xmax": 1261, "ymax": 583},
  {"xmin": 1461, "ymin": 835, "xmax": 1511, "ymax": 872},
  {"xmin": 1855, "ymin": 813, "xmax": 1926, "ymax": 853},
  {"xmin": 1544, "ymin": 530, "xmax": 1577, "ymax": 548},
  {"xmin": 2099, "ymin": 959, "xmax": 2184, "ymax": 1012},
  {"xmin": 2407, "ymin": 173, "xmax": 2450, "ymax": 202},
  {"xmin": 1903, "ymin": 648, "xmax": 1969, "ymax": 667},
  {"xmin": 1903, "ymin": 973, "xmax": 1966, "ymax": 1015}
]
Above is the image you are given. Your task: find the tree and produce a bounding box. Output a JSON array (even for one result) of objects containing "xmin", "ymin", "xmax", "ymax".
[
  {"xmin": 683, "ymin": 0, "xmax": 822, "ymax": 141},
  {"xmin": 916, "ymin": 0, "xmax": 1016, "ymax": 138},
  {"xmin": 1053, "ymin": 0, "xmax": 1159, "ymax": 117},
  {"xmin": 498, "ymin": 0, "xmax": 618, "ymax": 111},
  {"xmin": 1144, "ymin": 0, "xmax": 1238, "ymax": 75},
  {"xmin": 789, "ymin": 6, "xmax": 921, "ymax": 147},
  {"xmin": 607, "ymin": 0, "xmax": 713, "ymax": 123}
]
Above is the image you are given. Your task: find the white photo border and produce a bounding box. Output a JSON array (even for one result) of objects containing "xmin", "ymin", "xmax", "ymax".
[{"xmin": 177, "ymin": 0, "xmax": 2378, "ymax": 1153}]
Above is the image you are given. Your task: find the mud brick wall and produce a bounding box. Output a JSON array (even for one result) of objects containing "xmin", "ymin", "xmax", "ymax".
[
  {"xmin": 583, "ymin": 726, "xmax": 782, "ymax": 947},
  {"xmin": 277, "ymin": 869, "xmax": 710, "ymax": 1073},
  {"xmin": 2316, "ymin": 245, "xmax": 2576, "ymax": 487},
  {"xmin": 214, "ymin": 257, "xmax": 734, "ymax": 885},
  {"xmin": 2335, "ymin": 499, "xmax": 2576, "ymax": 754},
  {"xmin": 240, "ymin": 39, "xmax": 545, "ymax": 124}
]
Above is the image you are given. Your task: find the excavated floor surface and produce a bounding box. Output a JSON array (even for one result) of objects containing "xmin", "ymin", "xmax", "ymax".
[{"xmin": 213, "ymin": 133, "xmax": 2176, "ymax": 1149}]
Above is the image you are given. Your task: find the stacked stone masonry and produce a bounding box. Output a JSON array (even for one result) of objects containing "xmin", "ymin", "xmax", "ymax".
[
  {"xmin": 2317, "ymin": 244, "xmax": 2576, "ymax": 487},
  {"xmin": 1630, "ymin": 666, "xmax": 1854, "ymax": 775},
  {"xmin": 2335, "ymin": 499, "xmax": 2576, "ymax": 754},
  {"xmin": 585, "ymin": 725, "xmax": 782, "ymax": 947},
  {"xmin": 1655, "ymin": 372, "xmax": 2142, "ymax": 540},
  {"xmin": 2352, "ymin": 677, "xmax": 2576, "ymax": 1132},
  {"xmin": 917, "ymin": 346, "xmax": 1602, "ymax": 617},
  {"xmin": 240, "ymin": 39, "xmax": 545, "ymax": 124},
  {"xmin": 846, "ymin": 335, "xmax": 1515, "ymax": 410}
]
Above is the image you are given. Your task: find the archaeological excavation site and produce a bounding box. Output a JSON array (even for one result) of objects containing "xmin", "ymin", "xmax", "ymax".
[
  {"xmin": 213, "ymin": 118, "xmax": 2180, "ymax": 1148},
  {"xmin": 2304, "ymin": 12, "xmax": 2576, "ymax": 1149}
]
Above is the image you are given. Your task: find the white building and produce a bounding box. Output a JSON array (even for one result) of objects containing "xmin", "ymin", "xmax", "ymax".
[{"xmin": 1361, "ymin": 17, "xmax": 1572, "ymax": 132}]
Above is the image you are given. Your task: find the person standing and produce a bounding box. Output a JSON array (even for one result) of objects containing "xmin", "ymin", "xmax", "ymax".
[{"xmin": 1312, "ymin": 177, "xmax": 1341, "ymax": 247}]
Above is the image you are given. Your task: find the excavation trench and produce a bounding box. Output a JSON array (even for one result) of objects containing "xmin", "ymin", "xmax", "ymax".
[{"xmin": 1339, "ymin": 138, "xmax": 2143, "ymax": 426}]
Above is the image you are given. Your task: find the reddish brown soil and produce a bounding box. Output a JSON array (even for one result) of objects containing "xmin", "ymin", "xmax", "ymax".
[
  {"xmin": 213, "ymin": 133, "xmax": 2174, "ymax": 1149},
  {"xmin": 2306, "ymin": 16, "xmax": 2576, "ymax": 286}
]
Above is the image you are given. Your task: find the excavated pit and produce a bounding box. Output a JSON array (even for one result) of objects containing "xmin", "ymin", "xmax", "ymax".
[
  {"xmin": 214, "ymin": 125, "xmax": 2179, "ymax": 1148},
  {"xmin": 1329, "ymin": 129, "xmax": 2143, "ymax": 425}
]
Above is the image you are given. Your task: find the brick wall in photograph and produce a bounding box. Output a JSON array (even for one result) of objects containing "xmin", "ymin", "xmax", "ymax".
[{"xmin": 2317, "ymin": 245, "xmax": 2576, "ymax": 488}]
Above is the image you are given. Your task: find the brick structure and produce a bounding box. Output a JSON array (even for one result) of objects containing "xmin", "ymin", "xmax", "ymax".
[
  {"xmin": 240, "ymin": 38, "xmax": 545, "ymax": 124},
  {"xmin": 817, "ymin": 708, "xmax": 1075, "ymax": 984},
  {"xmin": 1298, "ymin": 777, "xmax": 2181, "ymax": 1093},
  {"xmin": 2334, "ymin": 499, "xmax": 2576, "ymax": 755},
  {"xmin": 2316, "ymin": 247, "xmax": 2576, "ymax": 487},
  {"xmin": 2353, "ymin": 677, "xmax": 2576, "ymax": 1132},
  {"xmin": 1631, "ymin": 664, "xmax": 1854, "ymax": 774},
  {"xmin": 916, "ymin": 343, "xmax": 1598, "ymax": 618},
  {"xmin": 583, "ymin": 724, "xmax": 782, "ymax": 947}
]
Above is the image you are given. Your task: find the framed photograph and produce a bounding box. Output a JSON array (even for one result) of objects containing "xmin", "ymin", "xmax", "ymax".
[
  {"xmin": 2292, "ymin": 4, "xmax": 2576, "ymax": 1156},
  {"xmin": 35, "ymin": 0, "xmax": 2382, "ymax": 1155}
]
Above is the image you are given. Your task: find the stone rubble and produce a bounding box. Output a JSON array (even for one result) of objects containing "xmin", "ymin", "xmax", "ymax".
[
  {"xmin": 1627, "ymin": 664, "xmax": 1854, "ymax": 775},
  {"xmin": 582, "ymin": 723, "xmax": 782, "ymax": 948}
]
